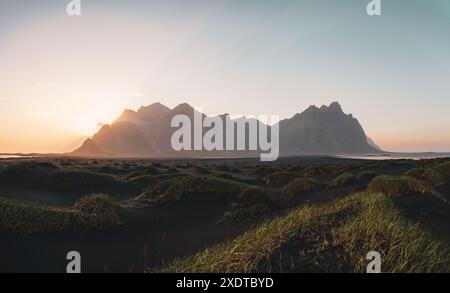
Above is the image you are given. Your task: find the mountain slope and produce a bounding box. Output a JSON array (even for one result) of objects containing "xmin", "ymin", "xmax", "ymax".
[
  {"xmin": 72, "ymin": 101, "xmax": 380, "ymax": 157},
  {"xmin": 278, "ymin": 102, "xmax": 377, "ymax": 154}
]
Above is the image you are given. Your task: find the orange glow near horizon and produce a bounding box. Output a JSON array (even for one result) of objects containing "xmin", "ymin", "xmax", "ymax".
[
  {"xmin": 0, "ymin": 12, "xmax": 171, "ymax": 153},
  {"xmin": 1, "ymin": 4, "xmax": 450, "ymax": 154},
  {"xmin": 1, "ymin": 112, "xmax": 450, "ymax": 154},
  {"xmin": 371, "ymin": 131, "xmax": 450, "ymax": 153}
]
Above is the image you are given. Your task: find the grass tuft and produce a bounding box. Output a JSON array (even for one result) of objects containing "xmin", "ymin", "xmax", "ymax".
[
  {"xmin": 404, "ymin": 168, "xmax": 446, "ymax": 187},
  {"xmin": 432, "ymin": 162, "xmax": 450, "ymax": 178},
  {"xmin": 262, "ymin": 171, "xmax": 298, "ymax": 187},
  {"xmin": 222, "ymin": 187, "xmax": 278, "ymax": 220},
  {"xmin": 156, "ymin": 193, "xmax": 450, "ymax": 273},
  {"xmin": 281, "ymin": 178, "xmax": 325, "ymax": 201},
  {"xmin": 367, "ymin": 175, "xmax": 437, "ymax": 198},
  {"xmin": 0, "ymin": 194, "xmax": 121, "ymax": 235},
  {"xmin": 329, "ymin": 172, "xmax": 358, "ymax": 188},
  {"xmin": 141, "ymin": 175, "xmax": 246, "ymax": 203}
]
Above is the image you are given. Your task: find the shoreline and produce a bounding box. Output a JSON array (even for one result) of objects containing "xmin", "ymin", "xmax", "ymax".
[{"xmin": 2, "ymin": 152, "xmax": 450, "ymax": 161}]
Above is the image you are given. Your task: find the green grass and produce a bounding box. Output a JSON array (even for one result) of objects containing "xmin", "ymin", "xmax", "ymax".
[
  {"xmin": 140, "ymin": 175, "xmax": 246, "ymax": 203},
  {"xmin": 356, "ymin": 171, "xmax": 378, "ymax": 182},
  {"xmin": 404, "ymin": 168, "xmax": 446, "ymax": 187},
  {"xmin": 367, "ymin": 175, "xmax": 437, "ymax": 198},
  {"xmin": 432, "ymin": 161, "xmax": 450, "ymax": 178},
  {"xmin": 0, "ymin": 194, "xmax": 121, "ymax": 235},
  {"xmin": 125, "ymin": 166, "xmax": 161, "ymax": 179},
  {"xmin": 329, "ymin": 172, "xmax": 358, "ymax": 188},
  {"xmin": 262, "ymin": 171, "xmax": 298, "ymax": 187},
  {"xmin": 300, "ymin": 166, "xmax": 330, "ymax": 177},
  {"xmin": 250, "ymin": 166, "xmax": 281, "ymax": 177},
  {"xmin": 282, "ymin": 178, "xmax": 324, "ymax": 201},
  {"xmin": 156, "ymin": 193, "xmax": 450, "ymax": 273},
  {"xmin": 211, "ymin": 173, "xmax": 236, "ymax": 181},
  {"xmin": 222, "ymin": 187, "xmax": 278, "ymax": 220}
]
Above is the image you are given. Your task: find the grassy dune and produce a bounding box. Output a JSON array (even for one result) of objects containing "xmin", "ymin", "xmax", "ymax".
[
  {"xmin": 157, "ymin": 193, "xmax": 450, "ymax": 273},
  {"xmin": 262, "ymin": 171, "xmax": 298, "ymax": 187},
  {"xmin": 329, "ymin": 172, "xmax": 359, "ymax": 187},
  {"xmin": 140, "ymin": 175, "xmax": 247, "ymax": 203},
  {"xmin": 222, "ymin": 187, "xmax": 279, "ymax": 220},
  {"xmin": 1, "ymin": 157, "xmax": 449, "ymax": 272},
  {"xmin": 0, "ymin": 162, "xmax": 143, "ymax": 207},
  {"xmin": 282, "ymin": 178, "xmax": 325, "ymax": 201},
  {"xmin": 0, "ymin": 194, "xmax": 121, "ymax": 235},
  {"xmin": 367, "ymin": 175, "xmax": 437, "ymax": 198},
  {"xmin": 404, "ymin": 168, "xmax": 446, "ymax": 187}
]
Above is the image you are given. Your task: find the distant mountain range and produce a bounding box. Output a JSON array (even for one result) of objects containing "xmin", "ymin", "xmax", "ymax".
[{"xmin": 72, "ymin": 101, "xmax": 380, "ymax": 157}]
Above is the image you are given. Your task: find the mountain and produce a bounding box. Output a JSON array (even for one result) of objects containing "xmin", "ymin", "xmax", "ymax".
[
  {"xmin": 366, "ymin": 136, "xmax": 382, "ymax": 151},
  {"xmin": 72, "ymin": 101, "xmax": 380, "ymax": 157},
  {"xmin": 60, "ymin": 135, "xmax": 89, "ymax": 153},
  {"xmin": 115, "ymin": 102, "xmax": 171, "ymax": 124},
  {"xmin": 278, "ymin": 102, "xmax": 378, "ymax": 154},
  {"xmin": 72, "ymin": 102, "xmax": 200, "ymax": 157}
]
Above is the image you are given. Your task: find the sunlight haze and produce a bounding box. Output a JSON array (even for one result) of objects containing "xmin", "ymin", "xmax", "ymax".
[{"xmin": 0, "ymin": 0, "xmax": 449, "ymax": 153}]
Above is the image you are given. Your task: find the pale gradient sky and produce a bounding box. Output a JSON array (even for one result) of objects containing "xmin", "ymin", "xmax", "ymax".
[{"xmin": 0, "ymin": 0, "xmax": 449, "ymax": 153}]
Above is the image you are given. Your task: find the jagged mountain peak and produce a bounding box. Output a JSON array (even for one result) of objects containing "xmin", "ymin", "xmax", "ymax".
[
  {"xmin": 295, "ymin": 102, "xmax": 347, "ymax": 121},
  {"xmin": 137, "ymin": 102, "xmax": 170, "ymax": 114},
  {"xmin": 279, "ymin": 101, "xmax": 379, "ymax": 154},
  {"xmin": 73, "ymin": 101, "xmax": 381, "ymax": 157},
  {"xmin": 328, "ymin": 101, "xmax": 343, "ymax": 112},
  {"xmin": 306, "ymin": 101, "xmax": 343, "ymax": 113},
  {"xmin": 116, "ymin": 102, "xmax": 171, "ymax": 124},
  {"xmin": 172, "ymin": 102, "xmax": 194, "ymax": 112}
]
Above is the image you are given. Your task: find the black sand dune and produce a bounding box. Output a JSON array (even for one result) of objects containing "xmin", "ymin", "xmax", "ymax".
[{"xmin": 0, "ymin": 156, "xmax": 449, "ymax": 272}]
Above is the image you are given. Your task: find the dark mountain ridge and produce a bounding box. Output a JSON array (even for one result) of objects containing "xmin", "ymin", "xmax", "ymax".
[{"xmin": 72, "ymin": 101, "xmax": 380, "ymax": 157}]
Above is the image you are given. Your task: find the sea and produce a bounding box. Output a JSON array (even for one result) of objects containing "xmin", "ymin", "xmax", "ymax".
[
  {"xmin": 336, "ymin": 153, "xmax": 450, "ymax": 161},
  {"xmin": 0, "ymin": 155, "xmax": 36, "ymax": 159},
  {"xmin": 0, "ymin": 153, "xmax": 449, "ymax": 161}
]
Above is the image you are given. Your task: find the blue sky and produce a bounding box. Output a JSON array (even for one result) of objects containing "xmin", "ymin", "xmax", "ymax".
[{"xmin": 0, "ymin": 0, "xmax": 449, "ymax": 152}]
